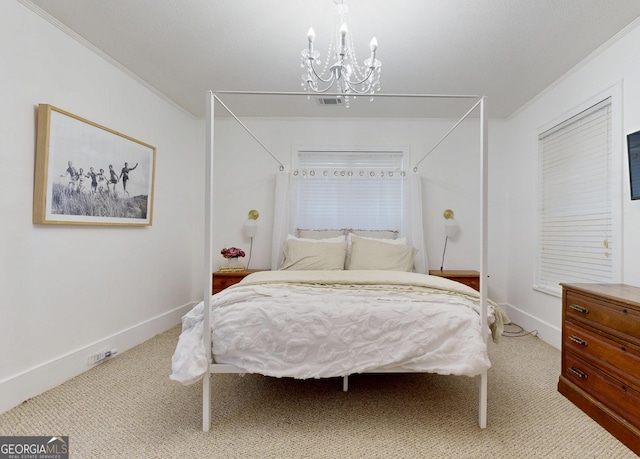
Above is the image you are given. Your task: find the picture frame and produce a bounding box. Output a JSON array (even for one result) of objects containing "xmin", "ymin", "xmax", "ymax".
[
  {"xmin": 628, "ymin": 129, "xmax": 640, "ymax": 200},
  {"xmin": 33, "ymin": 104, "xmax": 156, "ymax": 226}
]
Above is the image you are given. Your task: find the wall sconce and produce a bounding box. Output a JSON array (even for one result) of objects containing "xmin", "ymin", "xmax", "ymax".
[
  {"xmin": 440, "ymin": 209, "xmax": 459, "ymax": 270},
  {"xmin": 243, "ymin": 210, "xmax": 259, "ymax": 269},
  {"xmin": 443, "ymin": 209, "xmax": 459, "ymax": 238},
  {"xmin": 243, "ymin": 209, "xmax": 259, "ymax": 238}
]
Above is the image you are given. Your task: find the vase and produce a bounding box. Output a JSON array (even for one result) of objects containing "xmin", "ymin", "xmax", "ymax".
[{"xmin": 228, "ymin": 257, "xmax": 239, "ymax": 267}]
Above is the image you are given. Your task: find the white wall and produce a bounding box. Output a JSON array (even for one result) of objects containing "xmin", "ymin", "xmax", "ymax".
[
  {"xmin": 497, "ymin": 20, "xmax": 640, "ymax": 348},
  {"xmin": 209, "ymin": 115, "xmax": 509, "ymax": 303},
  {"xmin": 0, "ymin": 1, "xmax": 199, "ymax": 413}
]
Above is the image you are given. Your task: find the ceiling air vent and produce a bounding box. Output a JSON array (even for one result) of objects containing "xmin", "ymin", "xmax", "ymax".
[{"xmin": 316, "ymin": 97, "xmax": 343, "ymax": 106}]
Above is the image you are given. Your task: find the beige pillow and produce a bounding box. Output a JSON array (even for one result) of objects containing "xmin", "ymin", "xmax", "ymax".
[
  {"xmin": 348, "ymin": 235, "xmax": 417, "ymax": 271},
  {"xmin": 280, "ymin": 239, "xmax": 347, "ymax": 270},
  {"xmin": 347, "ymin": 233, "xmax": 407, "ymax": 246},
  {"xmin": 345, "ymin": 233, "xmax": 407, "ymax": 267}
]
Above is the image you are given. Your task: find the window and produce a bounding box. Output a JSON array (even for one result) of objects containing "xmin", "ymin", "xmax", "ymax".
[
  {"xmin": 536, "ymin": 98, "xmax": 617, "ymax": 294},
  {"xmin": 295, "ymin": 148, "xmax": 406, "ymax": 231}
]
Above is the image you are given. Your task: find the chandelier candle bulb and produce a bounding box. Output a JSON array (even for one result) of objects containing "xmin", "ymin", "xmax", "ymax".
[
  {"xmin": 307, "ymin": 27, "xmax": 315, "ymax": 53},
  {"xmin": 340, "ymin": 24, "xmax": 348, "ymax": 52},
  {"xmin": 370, "ymin": 37, "xmax": 378, "ymax": 60}
]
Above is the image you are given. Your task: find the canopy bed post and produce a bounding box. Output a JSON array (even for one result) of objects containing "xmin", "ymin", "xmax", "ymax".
[
  {"xmin": 478, "ymin": 96, "xmax": 489, "ymax": 429},
  {"xmin": 203, "ymin": 90, "xmax": 215, "ymax": 432}
]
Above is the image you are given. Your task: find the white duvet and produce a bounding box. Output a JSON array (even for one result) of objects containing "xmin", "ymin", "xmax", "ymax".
[{"xmin": 170, "ymin": 270, "xmax": 508, "ymax": 385}]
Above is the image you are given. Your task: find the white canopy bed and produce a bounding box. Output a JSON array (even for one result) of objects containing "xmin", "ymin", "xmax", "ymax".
[{"xmin": 171, "ymin": 90, "xmax": 493, "ymax": 432}]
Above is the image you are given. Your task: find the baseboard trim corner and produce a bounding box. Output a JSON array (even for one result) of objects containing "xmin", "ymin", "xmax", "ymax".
[
  {"xmin": 0, "ymin": 302, "xmax": 195, "ymax": 415},
  {"xmin": 499, "ymin": 302, "xmax": 561, "ymax": 349}
]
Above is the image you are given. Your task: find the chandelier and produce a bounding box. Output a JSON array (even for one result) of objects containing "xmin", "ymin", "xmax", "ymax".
[{"xmin": 300, "ymin": 0, "xmax": 382, "ymax": 106}]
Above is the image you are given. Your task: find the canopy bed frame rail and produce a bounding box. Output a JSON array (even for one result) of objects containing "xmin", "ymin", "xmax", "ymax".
[
  {"xmin": 202, "ymin": 90, "xmax": 489, "ymax": 432},
  {"xmin": 208, "ymin": 364, "xmax": 456, "ymax": 394}
]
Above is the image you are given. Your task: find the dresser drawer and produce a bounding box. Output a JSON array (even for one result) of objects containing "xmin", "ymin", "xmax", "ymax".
[
  {"xmin": 563, "ymin": 351, "xmax": 640, "ymax": 426},
  {"xmin": 565, "ymin": 290, "xmax": 640, "ymax": 343},
  {"xmin": 564, "ymin": 321, "xmax": 640, "ymax": 392}
]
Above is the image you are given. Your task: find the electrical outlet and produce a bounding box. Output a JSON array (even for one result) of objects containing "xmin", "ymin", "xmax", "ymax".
[{"xmin": 87, "ymin": 348, "xmax": 118, "ymax": 366}]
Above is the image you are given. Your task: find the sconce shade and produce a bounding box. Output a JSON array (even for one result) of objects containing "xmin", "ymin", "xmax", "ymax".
[
  {"xmin": 443, "ymin": 209, "xmax": 458, "ymax": 238},
  {"xmin": 243, "ymin": 209, "xmax": 259, "ymax": 238},
  {"xmin": 244, "ymin": 220, "xmax": 258, "ymax": 238},
  {"xmin": 444, "ymin": 218, "xmax": 459, "ymax": 238}
]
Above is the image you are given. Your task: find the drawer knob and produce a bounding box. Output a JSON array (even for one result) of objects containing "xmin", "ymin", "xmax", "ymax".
[
  {"xmin": 569, "ymin": 335, "xmax": 588, "ymax": 346},
  {"xmin": 569, "ymin": 367, "xmax": 588, "ymax": 379},
  {"xmin": 569, "ymin": 304, "xmax": 589, "ymax": 314}
]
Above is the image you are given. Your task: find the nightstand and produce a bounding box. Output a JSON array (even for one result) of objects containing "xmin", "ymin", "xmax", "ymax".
[
  {"xmin": 212, "ymin": 270, "xmax": 263, "ymax": 294},
  {"xmin": 428, "ymin": 270, "xmax": 480, "ymax": 291}
]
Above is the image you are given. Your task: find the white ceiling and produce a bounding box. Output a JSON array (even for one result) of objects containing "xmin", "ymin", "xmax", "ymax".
[{"xmin": 23, "ymin": 0, "xmax": 640, "ymax": 119}]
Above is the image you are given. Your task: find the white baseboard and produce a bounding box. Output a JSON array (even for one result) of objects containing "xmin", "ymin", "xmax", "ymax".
[
  {"xmin": 0, "ymin": 302, "xmax": 195, "ymax": 415},
  {"xmin": 499, "ymin": 302, "xmax": 561, "ymax": 350}
]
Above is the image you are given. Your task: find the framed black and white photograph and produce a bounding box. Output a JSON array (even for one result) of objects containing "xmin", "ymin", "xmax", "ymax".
[{"xmin": 33, "ymin": 104, "xmax": 156, "ymax": 226}]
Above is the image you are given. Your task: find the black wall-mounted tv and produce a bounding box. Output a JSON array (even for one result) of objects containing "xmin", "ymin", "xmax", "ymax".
[{"xmin": 628, "ymin": 130, "xmax": 640, "ymax": 200}]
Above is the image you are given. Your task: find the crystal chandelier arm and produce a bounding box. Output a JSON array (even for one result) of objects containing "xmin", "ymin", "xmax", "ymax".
[
  {"xmin": 343, "ymin": 81, "xmax": 373, "ymax": 94},
  {"xmin": 308, "ymin": 59, "xmax": 336, "ymax": 84},
  {"xmin": 307, "ymin": 78, "xmax": 339, "ymax": 93},
  {"xmin": 303, "ymin": 56, "xmax": 343, "ymax": 93},
  {"xmin": 344, "ymin": 66, "xmax": 376, "ymax": 88},
  {"xmin": 304, "ymin": 64, "xmax": 339, "ymax": 93}
]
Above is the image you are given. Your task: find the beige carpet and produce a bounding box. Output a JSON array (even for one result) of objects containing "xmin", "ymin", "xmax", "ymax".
[{"xmin": 0, "ymin": 325, "xmax": 636, "ymax": 458}]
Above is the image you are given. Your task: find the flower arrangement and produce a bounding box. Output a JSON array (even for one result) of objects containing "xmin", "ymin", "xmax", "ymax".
[{"xmin": 220, "ymin": 247, "xmax": 245, "ymax": 259}]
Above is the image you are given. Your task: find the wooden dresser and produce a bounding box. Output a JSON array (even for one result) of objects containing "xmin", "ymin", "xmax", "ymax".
[
  {"xmin": 428, "ymin": 270, "xmax": 480, "ymax": 291},
  {"xmin": 558, "ymin": 283, "xmax": 640, "ymax": 454},
  {"xmin": 212, "ymin": 270, "xmax": 263, "ymax": 294}
]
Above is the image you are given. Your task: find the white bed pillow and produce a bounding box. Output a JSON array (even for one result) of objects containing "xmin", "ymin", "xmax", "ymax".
[
  {"xmin": 297, "ymin": 229, "xmax": 346, "ymax": 240},
  {"xmin": 280, "ymin": 239, "xmax": 347, "ymax": 270},
  {"xmin": 347, "ymin": 234, "xmax": 417, "ymax": 272},
  {"xmin": 349, "ymin": 229, "xmax": 398, "ymax": 239},
  {"xmin": 287, "ymin": 234, "xmax": 345, "ymax": 243}
]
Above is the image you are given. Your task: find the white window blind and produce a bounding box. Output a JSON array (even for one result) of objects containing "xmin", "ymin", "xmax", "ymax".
[
  {"xmin": 537, "ymin": 98, "xmax": 613, "ymax": 294},
  {"xmin": 295, "ymin": 150, "xmax": 404, "ymax": 231}
]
